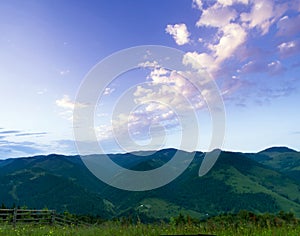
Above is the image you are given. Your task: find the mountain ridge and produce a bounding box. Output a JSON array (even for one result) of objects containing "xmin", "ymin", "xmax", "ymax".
[{"xmin": 0, "ymin": 147, "xmax": 299, "ymax": 220}]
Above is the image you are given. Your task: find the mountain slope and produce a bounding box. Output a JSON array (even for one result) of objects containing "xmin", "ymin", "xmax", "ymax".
[
  {"xmin": 131, "ymin": 151, "xmax": 300, "ymax": 218},
  {"xmin": 0, "ymin": 148, "xmax": 300, "ymax": 220},
  {"xmin": 247, "ymin": 147, "xmax": 300, "ymax": 182}
]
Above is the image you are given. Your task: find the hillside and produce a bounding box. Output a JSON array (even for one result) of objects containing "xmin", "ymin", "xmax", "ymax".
[
  {"xmin": 0, "ymin": 148, "xmax": 300, "ymax": 220},
  {"xmin": 247, "ymin": 147, "xmax": 300, "ymax": 182}
]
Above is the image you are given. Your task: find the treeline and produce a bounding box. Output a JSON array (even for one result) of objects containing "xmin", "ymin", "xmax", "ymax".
[
  {"xmin": 110, "ymin": 210, "xmax": 299, "ymax": 227},
  {"xmin": 43, "ymin": 210, "xmax": 300, "ymax": 227},
  {"xmin": 169, "ymin": 210, "xmax": 299, "ymax": 228},
  {"xmin": 1, "ymin": 202, "xmax": 299, "ymax": 228}
]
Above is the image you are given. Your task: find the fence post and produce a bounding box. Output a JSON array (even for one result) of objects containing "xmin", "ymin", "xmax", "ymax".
[
  {"xmin": 51, "ymin": 210, "xmax": 56, "ymax": 225},
  {"xmin": 13, "ymin": 208, "xmax": 17, "ymax": 227}
]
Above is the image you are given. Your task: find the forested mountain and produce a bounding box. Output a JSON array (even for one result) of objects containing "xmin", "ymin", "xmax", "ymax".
[{"xmin": 0, "ymin": 148, "xmax": 299, "ymax": 221}]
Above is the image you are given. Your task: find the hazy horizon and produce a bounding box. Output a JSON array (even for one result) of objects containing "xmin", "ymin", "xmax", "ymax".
[{"xmin": 0, "ymin": 145, "xmax": 298, "ymax": 161}]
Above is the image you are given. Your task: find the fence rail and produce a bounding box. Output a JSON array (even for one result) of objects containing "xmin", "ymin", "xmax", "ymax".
[{"xmin": 0, "ymin": 209, "xmax": 90, "ymax": 227}]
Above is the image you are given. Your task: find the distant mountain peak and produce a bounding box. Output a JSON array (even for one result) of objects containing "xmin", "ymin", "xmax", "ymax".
[{"xmin": 259, "ymin": 146, "xmax": 297, "ymax": 153}]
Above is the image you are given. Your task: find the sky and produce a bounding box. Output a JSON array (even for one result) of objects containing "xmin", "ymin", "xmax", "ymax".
[{"xmin": 0, "ymin": 0, "xmax": 300, "ymax": 158}]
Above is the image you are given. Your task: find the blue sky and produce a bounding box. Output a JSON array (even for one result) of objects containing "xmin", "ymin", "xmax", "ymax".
[{"xmin": 0, "ymin": 0, "xmax": 300, "ymax": 158}]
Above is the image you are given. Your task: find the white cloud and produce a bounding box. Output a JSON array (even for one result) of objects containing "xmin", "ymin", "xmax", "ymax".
[
  {"xmin": 134, "ymin": 65, "xmax": 210, "ymax": 114},
  {"xmin": 192, "ymin": 0, "xmax": 203, "ymax": 10},
  {"xmin": 240, "ymin": 0, "xmax": 274, "ymax": 35},
  {"xmin": 103, "ymin": 87, "xmax": 115, "ymax": 95},
  {"xmin": 198, "ymin": 38, "xmax": 204, "ymax": 43},
  {"xmin": 148, "ymin": 67, "xmax": 169, "ymax": 84},
  {"xmin": 138, "ymin": 60, "xmax": 159, "ymax": 68},
  {"xmin": 134, "ymin": 83, "xmax": 190, "ymax": 111},
  {"xmin": 196, "ymin": 4, "xmax": 237, "ymax": 28},
  {"xmin": 217, "ymin": 0, "xmax": 249, "ymax": 7},
  {"xmin": 240, "ymin": 60, "xmax": 266, "ymax": 74},
  {"xmin": 190, "ymin": 1, "xmax": 247, "ymax": 74},
  {"xmin": 56, "ymin": 95, "xmax": 75, "ymax": 110},
  {"xmin": 163, "ymin": 0, "xmax": 297, "ymax": 109},
  {"xmin": 278, "ymin": 41, "xmax": 296, "ymax": 51},
  {"xmin": 240, "ymin": 60, "xmax": 284, "ymax": 75},
  {"xmin": 183, "ymin": 51, "xmax": 217, "ymax": 74},
  {"xmin": 56, "ymin": 95, "xmax": 87, "ymax": 121},
  {"xmin": 59, "ymin": 69, "xmax": 70, "ymax": 76},
  {"xmin": 165, "ymin": 23, "xmax": 191, "ymax": 45},
  {"xmin": 37, "ymin": 88, "xmax": 47, "ymax": 95},
  {"xmin": 277, "ymin": 15, "xmax": 300, "ymax": 36},
  {"xmin": 278, "ymin": 40, "xmax": 300, "ymax": 58},
  {"xmin": 183, "ymin": 23, "xmax": 246, "ymax": 74},
  {"xmin": 267, "ymin": 60, "xmax": 284, "ymax": 75},
  {"xmin": 95, "ymin": 101, "xmax": 179, "ymax": 144},
  {"xmin": 211, "ymin": 23, "xmax": 247, "ymax": 64},
  {"xmin": 95, "ymin": 124, "xmax": 114, "ymax": 140}
]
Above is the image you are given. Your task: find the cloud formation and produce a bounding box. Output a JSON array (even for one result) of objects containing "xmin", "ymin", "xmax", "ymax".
[
  {"xmin": 0, "ymin": 136, "xmax": 48, "ymax": 159},
  {"xmin": 15, "ymin": 132, "xmax": 47, "ymax": 137},
  {"xmin": 56, "ymin": 95, "xmax": 87, "ymax": 121},
  {"xmin": 240, "ymin": 0, "xmax": 275, "ymax": 35},
  {"xmin": 278, "ymin": 40, "xmax": 300, "ymax": 58},
  {"xmin": 277, "ymin": 14, "xmax": 300, "ymax": 37},
  {"xmin": 103, "ymin": 87, "xmax": 115, "ymax": 95},
  {"xmin": 166, "ymin": 0, "xmax": 300, "ymax": 106},
  {"xmin": 165, "ymin": 23, "xmax": 191, "ymax": 45},
  {"xmin": 196, "ymin": 3, "xmax": 237, "ymax": 28}
]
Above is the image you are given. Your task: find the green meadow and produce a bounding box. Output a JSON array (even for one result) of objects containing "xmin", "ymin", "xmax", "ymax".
[
  {"xmin": 0, "ymin": 222, "xmax": 299, "ymax": 236},
  {"xmin": 0, "ymin": 211, "xmax": 299, "ymax": 236}
]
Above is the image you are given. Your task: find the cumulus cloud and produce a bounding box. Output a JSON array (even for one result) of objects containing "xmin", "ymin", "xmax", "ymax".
[
  {"xmin": 183, "ymin": 23, "xmax": 246, "ymax": 74},
  {"xmin": 95, "ymin": 102, "xmax": 179, "ymax": 149},
  {"xmin": 95, "ymin": 63, "xmax": 212, "ymax": 147},
  {"xmin": 135, "ymin": 66, "xmax": 209, "ymax": 111},
  {"xmin": 211, "ymin": 23, "xmax": 247, "ymax": 64},
  {"xmin": 165, "ymin": 23, "xmax": 190, "ymax": 45},
  {"xmin": 56, "ymin": 95, "xmax": 75, "ymax": 110},
  {"xmin": 240, "ymin": 0, "xmax": 274, "ymax": 35},
  {"xmin": 196, "ymin": 4, "xmax": 237, "ymax": 28},
  {"xmin": 168, "ymin": 0, "xmax": 300, "ymax": 109},
  {"xmin": 56, "ymin": 95, "xmax": 87, "ymax": 121},
  {"xmin": 181, "ymin": 1, "xmax": 247, "ymax": 76},
  {"xmin": 217, "ymin": 0, "xmax": 249, "ymax": 7},
  {"xmin": 192, "ymin": 0, "xmax": 203, "ymax": 10},
  {"xmin": 183, "ymin": 51, "xmax": 217, "ymax": 74}
]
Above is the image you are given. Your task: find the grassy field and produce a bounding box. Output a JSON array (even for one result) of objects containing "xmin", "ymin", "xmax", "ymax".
[
  {"xmin": 0, "ymin": 222, "xmax": 299, "ymax": 236},
  {"xmin": 0, "ymin": 210, "xmax": 299, "ymax": 235}
]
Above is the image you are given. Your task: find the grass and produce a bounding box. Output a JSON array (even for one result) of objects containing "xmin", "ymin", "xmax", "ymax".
[
  {"xmin": 138, "ymin": 198, "xmax": 204, "ymax": 220},
  {"xmin": 0, "ymin": 222, "xmax": 299, "ymax": 236},
  {"xmin": 211, "ymin": 165, "xmax": 300, "ymax": 217}
]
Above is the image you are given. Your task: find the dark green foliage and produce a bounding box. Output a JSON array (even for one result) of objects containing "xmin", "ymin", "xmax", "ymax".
[
  {"xmin": 0, "ymin": 148, "xmax": 299, "ymax": 220},
  {"xmin": 248, "ymin": 147, "xmax": 300, "ymax": 182}
]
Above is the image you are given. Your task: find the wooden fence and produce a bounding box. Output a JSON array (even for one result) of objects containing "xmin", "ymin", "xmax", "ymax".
[{"xmin": 0, "ymin": 209, "xmax": 90, "ymax": 227}]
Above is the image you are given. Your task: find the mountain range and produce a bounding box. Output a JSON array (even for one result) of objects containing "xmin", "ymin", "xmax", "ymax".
[{"xmin": 0, "ymin": 147, "xmax": 299, "ymax": 221}]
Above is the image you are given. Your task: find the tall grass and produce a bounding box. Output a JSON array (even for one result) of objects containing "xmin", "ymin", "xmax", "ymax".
[{"xmin": 0, "ymin": 222, "xmax": 299, "ymax": 236}]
